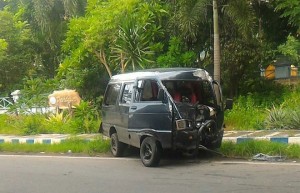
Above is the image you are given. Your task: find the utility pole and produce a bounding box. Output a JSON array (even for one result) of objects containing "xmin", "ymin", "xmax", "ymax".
[{"xmin": 213, "ymin": 0, "xmax": 221, "ymax": 83}]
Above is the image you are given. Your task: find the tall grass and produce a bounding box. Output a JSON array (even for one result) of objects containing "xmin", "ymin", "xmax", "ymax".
[
  {"xmin": 221, "ymin": 140, "xmax": 300, "ymax": 159},
  {"xmin": 225, "ymin": 95, "xmax": 267, "ymax": 130},
  {"xmin": 0, "ymin": 137, "xmax": 110, "ymax": 155},
  {"xmin": 225, "ymin": 84, "xmax": 300, "ymax": 130},
  {"xmin": 0, "ymin": 113, "xmax": 100, "ymax": 135}
]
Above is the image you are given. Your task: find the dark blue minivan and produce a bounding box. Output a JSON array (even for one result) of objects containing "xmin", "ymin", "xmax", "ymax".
[{"xmin": 100, "ymin": 68, "xmax": 232, "ymax": 167}]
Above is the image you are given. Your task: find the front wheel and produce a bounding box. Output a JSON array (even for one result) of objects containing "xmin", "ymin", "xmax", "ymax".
[
  {"xmin": 110, "ymin": 133, "xmax": 125, "ymax": 157},
  {"xmin": 140, "ymin": 137, "xmax": 162, "ymax": 167}
]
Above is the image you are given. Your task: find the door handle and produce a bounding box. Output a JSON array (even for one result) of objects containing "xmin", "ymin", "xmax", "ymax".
[{"xmin": 131, "ymin": 106, "xmax": 137, "ymax": 110}]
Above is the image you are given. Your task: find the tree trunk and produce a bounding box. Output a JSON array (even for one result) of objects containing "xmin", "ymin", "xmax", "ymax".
[
  {"xmin": 213, "ymin": 0, "xmax": 221, "ymax": 83},
  {"xmin": 94, "ymin": 50, "xmax": 112, "ymax": 78}
]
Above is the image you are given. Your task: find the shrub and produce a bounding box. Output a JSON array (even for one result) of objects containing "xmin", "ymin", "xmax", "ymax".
[
  {"xmin": 45, "ymin": 111, "xmax": 71, "ymax": 133},
  {"xmin": 72, "ymin": 101, "xmax": 100, "ymax": 133},
  {"xmin": 225, "ymin": 84, "xmax": 300, "ymax": 130},
  {"xmin": 264, "ymin": 105, "xmax": 289, "ymax": 130},
  {"xmin": 225, "ymin": 95, "xmax": 266, "ymax": 130},
  {"xmin": 288, "ymin": 110, "xmax": 300, "ymax": 130},
  {"xmin": 22, "ymin": 114, "xmax": 49, "ymax": 135}
]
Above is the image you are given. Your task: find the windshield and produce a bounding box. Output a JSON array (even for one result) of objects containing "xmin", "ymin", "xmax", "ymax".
[{"xmin": 162, "ymin": 80, "xmax": 216, "ymax": 107}]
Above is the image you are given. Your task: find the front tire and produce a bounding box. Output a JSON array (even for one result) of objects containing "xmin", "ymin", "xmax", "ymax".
[
  {"xmin": 110, "ymin": 133, "xmax": 125, "ymax": 157},
  {"xmin": 140, "ymin": 137, "xmax": 162, "ymax": 167}
]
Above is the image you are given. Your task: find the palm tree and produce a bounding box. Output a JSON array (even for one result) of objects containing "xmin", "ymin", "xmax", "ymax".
[
  {"xmin": 112, "ymin": 18, "xmax": 154, "ymax": 73},
  {"xmin": 28, "ymin": 0, "xmax": 86, "ymax": 77}
]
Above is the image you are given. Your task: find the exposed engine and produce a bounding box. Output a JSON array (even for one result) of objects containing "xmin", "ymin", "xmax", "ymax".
[{"xmin": 175, "ymin": 103, "xmax": 219, "ymax": 148}]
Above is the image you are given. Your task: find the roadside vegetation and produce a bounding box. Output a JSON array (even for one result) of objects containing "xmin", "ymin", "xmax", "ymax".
[
  {"xmin": 0, "ymin": 137, "xmax": 110, "ymax": 156},
  {"xmin": 0, "ymin": 0, "xmax": 300, "ymax": 159},
  {"xmin": 1, "ymin": 138, "xmax": 300, "ymax": 161},
  {"xmin": 0, "ymin": 100, "xmax": 100, "ymax": 135},
  {"xmin": 225, "ymin": 84, "xmax": 300, "ymax": 130},
  {"xmin": 221, "ymin": 141, "xmax": 300, "ymax": 159}
]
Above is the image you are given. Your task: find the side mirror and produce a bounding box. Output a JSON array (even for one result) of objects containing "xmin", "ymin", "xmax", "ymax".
[
  {"xmin": 157, "ymin": 88, "xmax": 166, "ymax": 103},
  {"xmin": 225, "ymin": 99, "xmax": 233, "ymax": 110}
]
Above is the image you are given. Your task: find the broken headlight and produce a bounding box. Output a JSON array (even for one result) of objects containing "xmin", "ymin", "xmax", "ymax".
[{"xmin": 176, "ymin": 119, "xmax": 193, "ymax": 130}]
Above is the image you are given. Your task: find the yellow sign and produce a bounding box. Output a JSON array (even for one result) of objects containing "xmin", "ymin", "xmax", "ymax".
[{"xmin": 265, "ymin": 64, "xmax": 275, "ymax": 79}]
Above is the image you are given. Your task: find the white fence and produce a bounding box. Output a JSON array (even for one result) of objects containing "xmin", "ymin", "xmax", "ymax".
[
  {"xmin": 0, "ymin": 97, "xmax": 13, "ymax": 114},
  {"xmin": 0, "ymin": 97, "xmax": 54, "ymax": 115}
]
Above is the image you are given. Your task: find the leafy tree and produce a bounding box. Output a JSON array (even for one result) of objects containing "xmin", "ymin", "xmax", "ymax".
[
  {"xmin": 59, "ymin": 0, "xmax": 168, "ymax": 102},
  {"xmin": 168, "ymin": 0, "xmax": 209, "ymax": 44},
  {"xmin": 274, "ymin": 0, "xmax": 299, "ymax": 67},
  {"xmin": 0, "ymin": 10, "xmax": 34, "ymax": 94},
  {"xmin": 1, "ymin": 0, "xmax": 87, "ymax": 79},
  {"xmin": 157, "ymin": 36, "xmax": 197, "ymax": 67},
  {"xmin": 111, "ymin": 1, "xmax": 168, "ymax": 72},
  {"xmin": 27, "ymin": 0, "xmax": 86, "ymax": 78},
  {"xmin": 278, "ymin": 35, "xmax": 300, "ymax": 63},
  {"xmin": 61, "ymin": 0, "xmax": 141, "ymax": 78},
  {"xmin": 275, "ymin": 0, "xmax": 300, "ymax": 31}
]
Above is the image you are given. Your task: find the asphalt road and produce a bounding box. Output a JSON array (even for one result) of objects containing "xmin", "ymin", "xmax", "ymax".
[{"xmin": 0, "ymin": 154, "xmax": 300, "ymax": 193}]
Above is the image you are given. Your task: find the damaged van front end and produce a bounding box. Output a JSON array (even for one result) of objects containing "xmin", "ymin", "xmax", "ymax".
[{"xmin": 173, "ymin": 102, "xmax": 223, "ymax": 152}]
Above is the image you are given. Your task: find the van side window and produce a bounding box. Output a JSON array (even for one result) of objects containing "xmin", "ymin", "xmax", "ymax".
[
  {"xmin": 121, "ymin": 83, "xmax": 133, "ymax": 104},
  {"xmin": 135, "ymin": 79, "xmax": 159, "ymax": 102},
  {"xmin": 104, "ymin": 84, "xmax": 121, "ymax": 106}
]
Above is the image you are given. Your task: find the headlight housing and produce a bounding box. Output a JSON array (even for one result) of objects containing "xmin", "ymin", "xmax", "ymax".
[{"xmin": 176, "ymin": 119, "xmax": 192, "ymax": 130}]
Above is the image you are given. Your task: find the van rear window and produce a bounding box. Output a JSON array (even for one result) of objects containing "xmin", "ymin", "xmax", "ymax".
[{"xmin": 104, "ymin": 84, "xmax": 121, "ymax": 105}]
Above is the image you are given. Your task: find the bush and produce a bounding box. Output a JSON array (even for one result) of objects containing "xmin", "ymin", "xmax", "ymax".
[
  {"xmin": 225, "ymin": 95, "xmax": 266, "ymax": 130},
  {"xmin": 221, "ymin": 140, "xmax": 300, "ymax": 159},
  {"xmin": 288, "ymin": 110, "xmax": 300, "ymax": 130},
  {"xmin": 0, "ymin": 100, "xmax": 101, "ymax": 135},
  {"xmin": 23, "ymin": 114, "xmax": 48, "ymax": 135},
  {"xmin": 225, "ymin": 84, "xmax": 300, "ymax": 130},
  {"xmin": 71, "ymin": 101, "xmax": 101, "ymax": 134},
  {"xmin": 0, "ymin": 114, "xmax": 47, "ymax": 135},
  {"xmin": 264, "ymin": 105, "xmax": 288, "ymax": 130}
]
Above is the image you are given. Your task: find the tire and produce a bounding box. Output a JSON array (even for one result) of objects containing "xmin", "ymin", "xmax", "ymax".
[
  {"xmin": 110, "ymin": 133, "xmax": 125, "ymax": 157},
  {"xmin": 140, "ymin": 137, "xmax": 162, "ymax": 167},
  {"xmin": 207, "ymin": 130, "xmax": 224, "ymax": 149}
]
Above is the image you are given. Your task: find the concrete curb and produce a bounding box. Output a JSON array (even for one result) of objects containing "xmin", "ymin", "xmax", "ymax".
[
  {"xmin": 0, "ymin": 134, "xmax": 99, "ymax": 144},
  {"xmin": 223, "ymin": 136, "xmax": 300, "ymax": 144},
  {"xmin": 1, "ymin": 133, "xmax": 300, "ymax": 145}
]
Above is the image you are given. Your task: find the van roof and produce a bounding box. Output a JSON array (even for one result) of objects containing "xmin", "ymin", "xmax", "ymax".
[{"xmin": 110, "ymin": 68, "xmax": 213, "ymax": 82}]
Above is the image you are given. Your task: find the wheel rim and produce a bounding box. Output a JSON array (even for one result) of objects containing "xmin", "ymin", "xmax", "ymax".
[{"xmin": 143, "ymin": 143, "xmax": 152, "ymax": 161}]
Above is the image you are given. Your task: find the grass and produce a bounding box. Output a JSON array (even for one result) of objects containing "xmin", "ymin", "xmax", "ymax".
[
  {"xmin": 1, "ymin": 137, "xmax": 300, "ymax": 161},
  {"xmin": 225, "ymin": 85, "xmax": 300, "ymax": 130},
  {"xmin": 0, "ymin": 113, "xmax": 101, "ymax": 135},
  {"xmin": 0, "ymin": 137, "xmax": 110, "ymax": 156},
  {"xmin": 220, "ymin": 140, "xmax": 300, "ymax": 159}
]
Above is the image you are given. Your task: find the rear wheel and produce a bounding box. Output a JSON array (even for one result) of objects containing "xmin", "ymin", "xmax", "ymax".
[
  {"xmin": 140, "ymin": 137, "xmax": 162, "ymax": 167},
  {"xmin": 110, "ymin": 133, "xmax": 125, "ymax": 157}
]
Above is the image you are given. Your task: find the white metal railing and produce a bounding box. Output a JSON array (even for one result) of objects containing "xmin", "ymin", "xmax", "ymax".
[{"xmin": 0, "ymin": 97, "xmax": 13, "ymax": 109}]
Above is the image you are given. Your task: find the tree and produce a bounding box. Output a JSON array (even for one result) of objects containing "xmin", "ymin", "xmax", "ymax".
[
  {"xmin": 275, "ymin": 0, "xmax": 300, "ymax": 67},
  {"xmin": 61, "ymin": 0, "xmax": 166, "ymax": 78},
  {"xmin": 111, "ymin": 2, "xmax": 167, "ymax": 72},
  {"xmin": 157, "ymin": 36, "xmax": 197, "ymax": 67},
  {"xmin": 278, "ymin": 35, "xmax": 300, "ymax": 63},
  {"xmin": 27, "ymin": 0, "xmax": 86, "ymax": 77},
  {"xmin": 169, "ymin": 0, "xmax": 209, "ymax": 44},
  {"xmin": 0, "ymin": 0, "xmax": 86, "ymax": 79},
  {"xmin": 112, "ymin": 19, "xmax": 153, "ymax": 72},
  {"xmin": 213, "ymin": 0, "xmax": 220, "ymax": 83},
  {"xmin": 0, "ymin": 10, "xmax": 34, "ymax": 94},
  {"xmin": 275, "ymin": 0, "xmax": 300, "ymax": 31}
]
